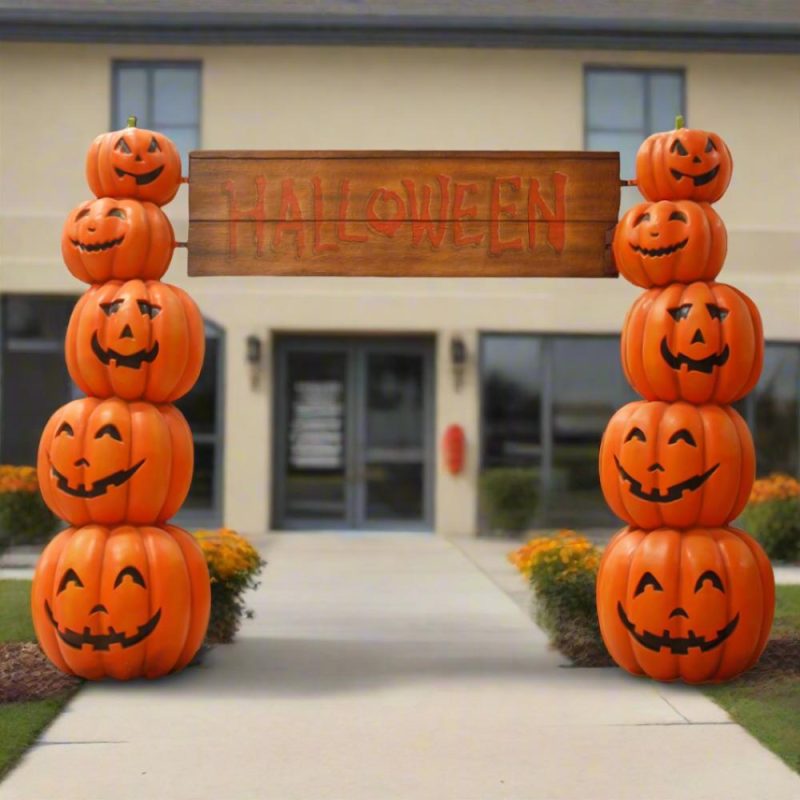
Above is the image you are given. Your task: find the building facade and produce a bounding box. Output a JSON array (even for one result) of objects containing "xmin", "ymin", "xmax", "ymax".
[{"xmin": 1, "ymin": 6, "xmax": 798, "ymax": 535}]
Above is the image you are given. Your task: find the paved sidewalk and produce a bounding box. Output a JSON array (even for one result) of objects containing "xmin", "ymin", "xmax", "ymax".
[{"xmin": 4, "ymin": 534, "xmax": 800, "ymax": 800}]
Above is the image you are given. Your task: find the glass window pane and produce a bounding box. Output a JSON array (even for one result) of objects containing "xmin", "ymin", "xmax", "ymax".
[
  {"xmin": 153, "ymin": 67, "xmax": 200, "ymax": 126},
  {"xmin": 175, "ymin": 337, "xmax": 218, "ymax": 435},
  {"xmin": 586, "ymin": 71, "xmax": 645, "ymax": 131},
  {"xmin": 481, "ymin": 336, "xmax": 543, "ymax": 469},
  {"xmin": 753, "ymin": 344, "xmax": 800, "ymax": 476},
  {"xmin": 3, "ymin": 296, "xmax": 73, "ymax": 340},
  {"xmin": 365, "ymin": 463, "xmax": 423, "ymax": 521},
  {"xmin": 365, "ymin": 353, "xmax": 423, "ymax": 450},
  {"xmin": 1, "ymin": 351, "xmax": 72, "ymax": 464},
  {"xmin": 284, "ymin": 350, "xmax": 348, "ymax": 522},
  {"xmin": 649, "ymin": 73, "xmax": 684, "ymax": 133},
  {"xmin": 115, "ymin": 67, "xmax": 148, "ymax": 129},
  {"xmin": 158, "ymin": 126, "xmax": 198, "ymax": 172},
  {"xmin": 586, "ymin": 130, "xmax": 642, "ymax": 183}
]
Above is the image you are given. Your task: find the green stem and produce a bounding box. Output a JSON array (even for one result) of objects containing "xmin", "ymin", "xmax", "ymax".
[
  {"xmin": 126, "ymin": 115, "xmax": 138, "ymax": 127},
  {"xmin": 675, "ymin": 114, "xmax": 685, "ymax": 129}
]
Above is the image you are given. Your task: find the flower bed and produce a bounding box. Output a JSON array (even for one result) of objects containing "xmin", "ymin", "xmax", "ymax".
[
  {"xmin": 193, "ymin": 528, "xmax": 266, "ymax": 644},
  {"xmin": 509, "ymin": 531, "xmax": 611, "ymax": 666},
  {"xmin": 741, "ymin": 473, "xmax": 800, "ymax": 561},
  {"xmin": 0, "ymin": 466, "xmax": 57, "ymax": 551}
]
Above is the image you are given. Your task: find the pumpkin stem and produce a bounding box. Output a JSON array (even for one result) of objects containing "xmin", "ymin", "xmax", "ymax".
[
  {"xmin": 675, "ymin": 114, "xmax": 685, "ymax": 129},
  {"xmin": 127, "ymin": 115, "xmax": 138, "ymax": 128}
]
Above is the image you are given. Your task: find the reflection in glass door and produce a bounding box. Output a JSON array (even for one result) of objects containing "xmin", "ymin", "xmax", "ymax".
[{"xmin": 274, "ymin": 338, "xmax": 434, "ymax": 530}]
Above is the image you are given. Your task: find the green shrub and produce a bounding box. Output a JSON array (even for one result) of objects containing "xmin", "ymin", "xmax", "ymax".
[
  {"xmin": 509, "ymin": 531, "xmax": 611, "ymax": 666},
  {"xmin": 741, "ymin": 474, "xmax": 800, "ymax": 562},
  {"xmin": 480, "ymin": 468, "xmax": 538, "ymax": 533},
  {"xmin": 0, "ymin": 466, "xmax": 57, "ymax": 551}
]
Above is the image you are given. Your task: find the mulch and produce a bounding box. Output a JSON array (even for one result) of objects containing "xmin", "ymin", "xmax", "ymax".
[
  {"xmin": 741, "ymin": 637, "xmax": 800, "ymax": 680},
  {"xmin": 0, "ymin": 642, "xmax": 81, "ymax": 703}
]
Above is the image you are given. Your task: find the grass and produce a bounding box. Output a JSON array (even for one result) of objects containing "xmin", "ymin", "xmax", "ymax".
[
  {"xmin": 702, "ymin": 585, "xmax": 800, "ymax": 774},
  {"xmin": 0, "ymin": 579, "xmax": 76, "ymax": 780}
]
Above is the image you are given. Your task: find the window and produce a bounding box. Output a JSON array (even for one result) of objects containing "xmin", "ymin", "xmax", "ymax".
[
  {"xmin": 585, "ymin": 67, "xmax": 684, "ymax": 209},
  {"xmin": 0, "ymin": 294, "xmax": 224, "ymax": 525},
  {"xmin": 112, "ymin": 61, "xmax": 201, "ymax": 169},
  {"xmin": 480, "ymin": 335, "xmax": 800, "ymax": 529}
]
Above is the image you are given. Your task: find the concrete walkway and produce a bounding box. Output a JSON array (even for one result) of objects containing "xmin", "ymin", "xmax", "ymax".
[{"xmin": 5, "ymin": 534, "xmax": 800, "ymax": 800}]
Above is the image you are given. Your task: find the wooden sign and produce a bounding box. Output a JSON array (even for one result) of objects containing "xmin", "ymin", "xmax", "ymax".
[{"xmin": 188, "ymin": 151, "xmax": 620, "ymax": 278}]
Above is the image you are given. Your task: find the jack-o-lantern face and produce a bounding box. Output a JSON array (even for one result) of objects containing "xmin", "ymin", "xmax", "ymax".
[
  {"xmin": 622, "ymin": 282, "xmax": 763, "ymax": 404},
  {"xmin": 86, "ymin": 118, "xmax": 183, "ymax": 206},
  {"xmin": 66, "ymin": 280, "xmax": 204, "ymax": 402},
  {"xmin": 61, "ymin": 197, "xmax": 175, "ymax": 284},
  {"xmin": 636, "ymin": 122, "xmax": 733, "ymax": 203},
  {"xmin": 596, "ymin": 527, "xmax": 774, "ymax": 683},
  {"xmin": 599, "ymin": 401, "xmax": 754, "ymax": 529},
  {"xmin": 31, "ymin": 524, "xmax": 211, "ymax": 680},
  {"xmin": 37, "ymin": 397, "xmax": 193, "ymax": 527},
  {"xmin": 613, "ymin": 201, "xmax": 726, "ymax": 288}
]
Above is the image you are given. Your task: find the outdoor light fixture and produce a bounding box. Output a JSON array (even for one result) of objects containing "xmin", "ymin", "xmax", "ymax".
[
  {"xmin": 246, "ymin": 334, "xmax": 263, "ymax": 389},
  {"xmin": 450, "ymin": 335, "xmax": 467, "ymax": 391}
]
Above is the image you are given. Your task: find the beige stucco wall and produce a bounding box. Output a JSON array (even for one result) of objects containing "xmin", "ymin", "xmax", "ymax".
[{"xmin": 1, "ymin": 42, "xmax": 798, "ymax": 535}]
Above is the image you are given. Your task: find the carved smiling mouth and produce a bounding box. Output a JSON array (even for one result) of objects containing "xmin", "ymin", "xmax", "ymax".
[
  {"xmin": 114, "ymin": 165, "xmax": 164, "ymax": 186},
  {"xmin": 630, "ymin": 238, "xmax": 688, "ymax": 258},
  {"xmin": 617, "ymin": 602, "xmax": 739, "ymax": 654},
  {"xmin": 50, "ymin": 459, "xmax": 145, "ymax": 499},
  {"xmin": 45, "ymin": 600, "xmax": 161, "ymax": 651},
  {"xmin": 669, "ymin": 165, "xmax": 720, "ymax": 187},
  {"xmin": 91, "ymin": 331, "xmax": 159, "ymax": 370},
  {"xmin": 661, "ymin": 338, "xmax": 730, "ymax": 375},
  {"xmin": 70, "ymin": 236, "xmax": 125, "ymax": 253},
  {"xmin": 614, "ymin": 456, "xmax": 719, "ymax": 503}
]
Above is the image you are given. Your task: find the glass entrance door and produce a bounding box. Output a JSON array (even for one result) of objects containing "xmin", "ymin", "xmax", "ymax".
[{"xmin": 274, "ymin": 337, "xmax": 434, "ymax": 530}]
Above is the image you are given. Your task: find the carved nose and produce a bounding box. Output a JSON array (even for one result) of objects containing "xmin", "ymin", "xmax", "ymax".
[
  {"xmin": 88, "ymin": 225, "xmax": 96, "ymax": 233},
  {"xmin": 648, "ymin": 463, "xmax": 665, "ymax": 472},
  {"xmin": 670, "ymin": 607, "xmax": 689, "ymax": 619},
  {"xmin": 692, "ymin": 156, "xmax": 702, "ymax": 163},
  {"xmin": 120, "ymin": 324, "xmax": 134, "ymax": 339},
  {"xmin": 74, "ymin": 458, "xmax": 90, "ymax": 467},
  {"xmin": 135, "ymin": 154, "xmax": 142, "ymax": 162},
  {"xmin": 692, "ymin": 328, "xmax": 705, "ymax": 344},
  {"xmin": 90, "ymin": 604, "xmax": 108, "ymax": 615},
  {"xmin": 650, "ymin": 231, "xmax": 659, "ymax": 238}
]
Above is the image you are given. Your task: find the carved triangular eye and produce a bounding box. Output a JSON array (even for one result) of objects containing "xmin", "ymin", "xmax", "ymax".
[
  {"xmin": 668, "ymin": 304, "xmax": 692, "ymax": 321},
  {"xmin": 694, "ymin": 570, "xmax": 724, "ymax": 592},
  {"xmin": 670, "ymin": 139, "xmax": 688, "ymax": 156},
  {"xmin": 115, "ymin": 138, "xmax": 132, "ymax": 154},
  {"xmin": 668, "ymin": 429, "xmax": 696, "ymax": 446},
  {"xmin": 668, "ymin": 211, "xmax": 688, "ymax": 222},
  {"xmin": 706, "ymin": 303, "xmax": 729, "ymax": 321},
  {"xmin": 107, "ymin": 208, "xmax": 126, "ymax": 220},
  {"xmin": 633, "ymin": 212, "xmax": 651, "ymax": 227},
  {"xmin": 148, "ymin": 137, "xmax": 161, "ymax": 153},
  {"xmin": 634, "ymin": 571, "xmax": 663, "ymax": 596},
  {"xmin": 100, "ymin": 300, "xmax": 124, "ymax": 317},
  {"xmin": 95, "ymin": 424, "xmax": 122, "ymax": 441},
  {"xmin": 114, "ymin": 566, "xmax": 146, "ymax": 589},
  {"xmin": 705, "ymin": 138, "xmax": 717, "ymax": 153},
  {"xmin": 57, "ymin": 568, "xmax": 84, "ymax": 594},
  {"xmin": 56, "ymin": 422, "xmax": 74, "ymax": 437},
  {"xmin": 625, "ymin": 427, "xmax": 646, "ymax": 443}
]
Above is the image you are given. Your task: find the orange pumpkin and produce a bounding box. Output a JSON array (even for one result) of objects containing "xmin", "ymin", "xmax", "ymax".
[
  {"xmin": 621, "ymin": 282, "xmax": 763, "ymax": 404},
  {"xmin": 613, "ymin": 200, "xmax": 726, "ymax": 288},
  {"xmin": 61, "ymin": 197, "xmax": 175, "ymax": 284},
  {"xmin": 597, "ymin": 526, "xmax": 774, "ymax": 683},
  {"xmin": 38, "ymin": 397, "xmax": 193, "ymax": 526},
  {"xmin": 66, "ymin": 280, "xmax": 204, "ymax": 402},
  {"xmin": 599, "ymin": 401, "xmax": 753, "ymax": 529},
  {"xmin": 86, "ymin": 117, "xmax": 183, "ymax": 206},
  {"xmin": 636, "ymin": 118, "xmax": 733, "ymax": 203},
  {"xmin": 31, "ymin": 523, "xmax": 210, "ymax": 680}
]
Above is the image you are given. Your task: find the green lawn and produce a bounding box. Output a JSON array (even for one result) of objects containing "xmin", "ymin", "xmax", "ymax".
[
  {"xmin": 703, "ymin": 585, "xmax": 800, "ymax": 774},
  {"xmin": 0, "ymin": 579, "xmax": 77, "ymax": 780}
]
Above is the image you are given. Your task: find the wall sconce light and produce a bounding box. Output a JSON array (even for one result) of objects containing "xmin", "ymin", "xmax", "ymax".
[
  {"xmin": 450, "ymin": 335, "xmax": 467, "ymax": 391},
  {"xmin": 246, "ymin": 334, "xmax": 263, "ymax": 389}
]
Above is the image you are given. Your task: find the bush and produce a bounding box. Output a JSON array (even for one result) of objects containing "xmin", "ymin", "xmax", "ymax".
[
  {"xmin": 480, "ymin": 468, "xmax": 538, "ymax": 533},
  {"xmin": 0, "ymin": 466, "xmax": 57, "ymax": 551},
  {"xmin": 509, "ymin": 531, "xmax": 611, "ymax": 666},
  {"xmin": 741, "ymin": 474, "xmax": 800, "ymax": 562},
  {"xmin": 193, "ymin": 528, "xmax": 266, "ymax": 644}
]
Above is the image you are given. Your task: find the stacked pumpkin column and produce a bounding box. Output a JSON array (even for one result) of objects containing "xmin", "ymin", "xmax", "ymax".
[
  {"xmin": 31, "ymin": 118, "xmax": 211, "ymax": 681},
  {"xmin": 596, "ymin": 117, "xmax": 775, "ymax": 684}
]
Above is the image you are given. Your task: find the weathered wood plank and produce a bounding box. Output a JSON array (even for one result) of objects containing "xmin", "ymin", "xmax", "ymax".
[{"xmin": 188, "ymin": 150, "xmax": 619, "ymax": 277}]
